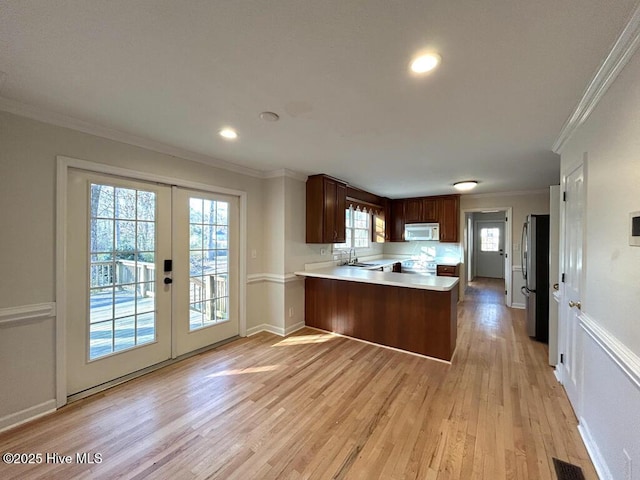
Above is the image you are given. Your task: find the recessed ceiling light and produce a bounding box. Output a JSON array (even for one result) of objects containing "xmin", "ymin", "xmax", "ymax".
[
  {"xmin": 219, "ymin": 128, "xmax": 238, "ymax": 140},
  {"xmin": 453, "ymin": 181, "xmax": 478, "ymax": 191},
  {"xmin": 259, "ymin": 111, "xmax": 280, "ymax": 122},
  {"xmin": 410, "ymin": 53, "xmax": 441, "ymax": 74}
]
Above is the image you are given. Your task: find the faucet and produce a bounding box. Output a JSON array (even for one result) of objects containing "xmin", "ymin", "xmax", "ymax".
[{"xmin": 348, "ymin": 247, "xmax": 357, "ymax": 265}]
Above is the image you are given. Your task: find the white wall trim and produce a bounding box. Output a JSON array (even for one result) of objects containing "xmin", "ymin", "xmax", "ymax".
[
  {"xmin": 0, "ymin": 302, "xmax": 56, "ymax": 326},
  {"xmin": 246, "ymin": 321, "xmax": 306, "ymax": 337},
  {"xmin": 578, "ymin": 418, "xmax": 614, "ymax": 480},
  {"xmin": 511, "ymin": 303, "xmax": 525, "ymax": 310},
  {"xmin": 579, "ymin": 312, "xmax": 640, "ymax": 390},
  {"xmin": 263, "ymin": 168, "xmax": 308, "ymax": 182},
  {"xmin": 56, "ymin": 155, "xmax": 249, "ymax": 407},
  {"xmin": 464, "ymin": 189, "xmax": 549, "ymax": 199},
  {"xmin": 552, "ymin": 2, "xmax": 640, "ymax": 153},
  {"xmin": 0, "ymin": 96, "xmax": 263, "ymax": 178},
  {"xmin": 0, "ymin": 400, "xmax": 56, "ymax": 434},
  {"xmin": 246, "ymin": 323, "xmax": 285, "ymax": 337},
  {"xmin": 247, "ymin": 273, "xmax": 302, "ymax": 284}
]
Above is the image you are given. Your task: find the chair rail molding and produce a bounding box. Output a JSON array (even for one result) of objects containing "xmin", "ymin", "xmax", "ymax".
[
  {"xmin": 0, "ymin": 302, "xmax": 56, "ymax": 326},
  {"xmin": 580, "ymin": 312, "xmax": 640, "ymax": 390}
]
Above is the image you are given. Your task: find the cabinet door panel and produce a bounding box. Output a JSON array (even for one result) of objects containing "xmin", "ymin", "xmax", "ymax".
[
  {"xmin": 437, "ymin": 196, "xmax": 460, "ymax": 242},
  {"xmin": 404, "ymin": 198, "xmax": 422, "ymax": 223},
  {"xmin": 391, "ymin": 200, "xmax": 405, "ymax": 241},
  {"xmin": 422, "ymin": 198, "xmax": 438, "ymax": 222},
  {"xmin": 335, "ymin": 181, "xmax": 346, "ymax": 243}
]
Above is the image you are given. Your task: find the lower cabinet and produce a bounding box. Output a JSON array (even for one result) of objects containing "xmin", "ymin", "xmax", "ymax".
[
  {"xmin": 436, "ymin": 264, "xmax": 460, "ymax": 277},
  {"xmin": 304, "ymin": 277, "xmax": 458, "ymax": 361}
]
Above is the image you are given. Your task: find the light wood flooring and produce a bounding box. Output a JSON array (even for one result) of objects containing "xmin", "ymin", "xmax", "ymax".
[{"xmin": 0, "ymin": 278, "xmax": 595, "ymax": 479}]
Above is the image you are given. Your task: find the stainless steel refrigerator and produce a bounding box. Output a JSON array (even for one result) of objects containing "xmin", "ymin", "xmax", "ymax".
[{"xmin": 521, "ymin": 214, "xmax": 550, "ymax": 342}]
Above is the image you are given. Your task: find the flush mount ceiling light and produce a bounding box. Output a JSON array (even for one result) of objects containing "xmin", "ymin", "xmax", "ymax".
[
  {"xmin": 259, "ymin": 111, "xmax": 280, "ymax": 122},
  {"xmin": 453, "ymin": 181, "xmax": 478, "ymax": 191},
  {"xmin": 219, "ymin": 128, "xmax": 238, "ymax": 140},
  {"xmin": 410, "ymin": 53, "xmax": 441, "ymax": 74}
]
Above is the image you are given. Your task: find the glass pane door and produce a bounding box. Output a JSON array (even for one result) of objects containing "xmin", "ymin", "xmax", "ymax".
[
  {"xmin": 66, "ymin": 170, "xmax": 172, "ymax": 396},
  {"xmin": 188, "ymin": 197, "xmax": 230, "ymax": 330},
  {"xmin": 88, "ymin": 184, "xmax": 158, "ymax": 359},
  {"xmin": 172, "ymin": 188, "xmax": 239, "ymax": 357}
]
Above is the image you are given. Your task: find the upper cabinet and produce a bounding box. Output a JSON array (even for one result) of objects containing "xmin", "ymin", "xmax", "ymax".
[
  {"xmin": 306, "ymin": 174, "xmax": 347, "ymax": 243},
  {"xmin": 306, "ymin": 174, "xmax": 460, "ymax": 244},
  {"xmin": 437, "ymin": 195, "xmax": 460, "ymax": 243},
  {"xmin": 389, "ymin": 194, "xmax": 460, "ymax": 243}
]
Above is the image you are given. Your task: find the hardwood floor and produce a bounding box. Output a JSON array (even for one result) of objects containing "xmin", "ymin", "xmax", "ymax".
[{"xmin": 0, "ymin": 279, "xmax": 595, "ymax": 479}]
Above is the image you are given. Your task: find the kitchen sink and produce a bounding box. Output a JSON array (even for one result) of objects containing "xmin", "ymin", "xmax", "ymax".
[{"xmin": 349, "ymin": 262, "xmax": 376, "ymax": 267}]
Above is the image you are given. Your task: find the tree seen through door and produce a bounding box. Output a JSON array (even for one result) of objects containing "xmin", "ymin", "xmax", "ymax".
[{"xmin": 189, "ymin": 197, "xmax": 230, "ymax": 330}]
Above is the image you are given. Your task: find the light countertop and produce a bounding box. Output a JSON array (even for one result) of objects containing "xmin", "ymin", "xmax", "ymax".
[{"xmin": 295, "ymin": 266, "xmax": 459, "ymax": 292}]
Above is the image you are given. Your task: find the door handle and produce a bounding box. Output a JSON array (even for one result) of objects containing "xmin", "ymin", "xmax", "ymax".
[
  {"xmin": 568, "ymin": 300, "xmax": 581, "ymax": 310},
  {"xmin": 164, "ymin": 277, "xmax": 173, "ymax": 285}
]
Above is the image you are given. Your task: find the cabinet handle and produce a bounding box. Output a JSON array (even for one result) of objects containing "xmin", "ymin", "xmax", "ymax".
[{"xmin": 568, "ymin": 300, "xmax": 581, "ymax": 310}]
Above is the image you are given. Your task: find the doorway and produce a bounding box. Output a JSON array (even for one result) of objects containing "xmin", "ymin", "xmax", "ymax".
[
  {"xmin": 60, "ymin": 160, "xmax": 243, "ymax": 400},
  {"xmin": 462, "ymin": 208, "xmax": 512, "ymax": 306}
]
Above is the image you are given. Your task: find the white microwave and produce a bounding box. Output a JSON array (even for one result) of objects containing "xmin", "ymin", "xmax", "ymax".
[{"xmin": 404, "ymin": 223, "xmax": 440, "ymax": 241}]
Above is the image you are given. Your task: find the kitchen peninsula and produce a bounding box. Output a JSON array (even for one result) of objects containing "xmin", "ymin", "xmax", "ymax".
[{"xmin": 295, "ymin": 266, "xmax": 459, "ymax": 361}]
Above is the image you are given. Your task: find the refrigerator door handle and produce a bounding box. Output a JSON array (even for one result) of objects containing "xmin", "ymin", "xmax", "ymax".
[{"xmin": 521, "ymin": 222, "xmax": 528, "ymax": 284}]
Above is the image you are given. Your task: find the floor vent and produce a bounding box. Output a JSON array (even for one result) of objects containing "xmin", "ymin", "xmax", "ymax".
[{"xmin": 552, "ymin": 458, "xmax": 586, "ymax": 480}]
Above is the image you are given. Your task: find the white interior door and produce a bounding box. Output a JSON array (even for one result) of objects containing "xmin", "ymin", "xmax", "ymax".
[
  {"xmin": 66, "ymin": 170, "xmax": 172, "ymax": 395},
  {"xmin": 560, "ymin": 163, "xmax": 585, "ymax": 413},
  {"xmin": 172, "ymin": 188, "xmax": 239, "ymax": 356},
  {"xmin": 475, "ymin": 221, "xmax": 505, "ymax": 278}
]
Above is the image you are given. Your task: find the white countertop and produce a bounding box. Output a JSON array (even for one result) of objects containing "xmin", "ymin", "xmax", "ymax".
[{"xmin": 295, "ymin": 266, "xmax": 459, "ymax": 292}]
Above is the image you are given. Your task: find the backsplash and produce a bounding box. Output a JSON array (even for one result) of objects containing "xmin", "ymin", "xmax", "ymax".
[{"xmin": 383, "ymin": 241, "xmax": 462, "ymax": 263}]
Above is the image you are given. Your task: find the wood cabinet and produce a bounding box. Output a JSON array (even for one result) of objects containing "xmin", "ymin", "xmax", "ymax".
[
  {"xmin": 305, "ymin": 277, "xmax": 458, "ymax": 361},
  {"xmin": 437, "ymin": 264, "xmax": 460, "ymax": 277},
  {"xmin": 422, "ymin": 198, "xmax": 438, "ymax": 222},
  {"xmin": 437, "ymin": 195, "xmax": 460, "ymax": 243},
  {"xmin": 305, "ymin": 173, "xmax": 460, "ymax": 244},
  {"xmin": 306, "ymin": 174, "xmax": 347, "ymax": 243},
  {"xmin": 389, "ymin": 194, "xmax": 460, "ymax": 242},
  {"xmin": 391, "ymin": 199, "xmax": 406, "ymax": 241},
  {"xmin": 404, "ymin": 198, "xmax": 423, "ymax": 223}
]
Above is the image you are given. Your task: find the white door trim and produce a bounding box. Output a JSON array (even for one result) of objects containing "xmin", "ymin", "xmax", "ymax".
[
  {"xmin": 459, "ymin": 207, "xmax": 513, "ymax": 307},
  {"xmin": 55, "ymin": 155, "xmax": 248, "ymax": 407}
]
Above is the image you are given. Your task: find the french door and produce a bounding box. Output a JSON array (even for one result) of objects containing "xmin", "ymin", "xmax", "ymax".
[
  {"xmin": 172, "ymin": 188, "xmax": 239, "ymax": 356},
  {"xmin": 66, "ymin": 170, "xmax": 238, "ymax": 396}
]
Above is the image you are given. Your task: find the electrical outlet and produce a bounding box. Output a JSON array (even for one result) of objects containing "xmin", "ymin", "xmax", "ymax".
[
  {"xmin": 623, "ymin": 449, "xmax": 632, "ymax": 480},
  {"xmin": 320, "ymin": 248, "xmax": 327, "ymax": 255},
  {"xmin": 288, "ymin": 307, "xmax": 294, "ymax": 318},
  {"xmin": 251, "ymin": 249, "xmax": 257, "ymax": 259}
]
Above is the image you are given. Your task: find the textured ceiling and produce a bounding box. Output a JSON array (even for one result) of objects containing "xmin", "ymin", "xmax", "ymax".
[{"xmin": 0, "ymin": 0, "xmax": 637, "ymax": 197}]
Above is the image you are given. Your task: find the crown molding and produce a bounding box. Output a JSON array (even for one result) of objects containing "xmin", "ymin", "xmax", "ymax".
[
  {"xmin": 463, "ymin": 188, "xmax": 549, "ymax": 199},
  {"xmin": 262, "ymin": 168, "xmax": 308, "ymax": 181},
  {"xmin": 553, "ymin": 2, "xmax": 640, "ymax": 153},
  {"xmin": 0, "ymin": 95, "xmax": 266, "ymax": 178}
]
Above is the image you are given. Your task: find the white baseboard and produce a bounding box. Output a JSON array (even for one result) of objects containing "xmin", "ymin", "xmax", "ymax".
[
  {"xmin": 246, "ymin": 323, "xmax": 284, "ymax": 336},
  {"xmin": 511, "ymin": 302, "xmax": 525, "ymax": 309},
  {"xmin": 246, "ymin": 321, "xmax": 307, "ymax": 337},
  {"xmin": 285, "ymin": 321, "xmax": 306, "ymax": 336},
  {"xmin": 0, "ymin": 399, "xmax": 57, "ymax": 433},
  {"xmin": 578, "ymin": 418, "xmax": 613, "ymax": 480}
]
